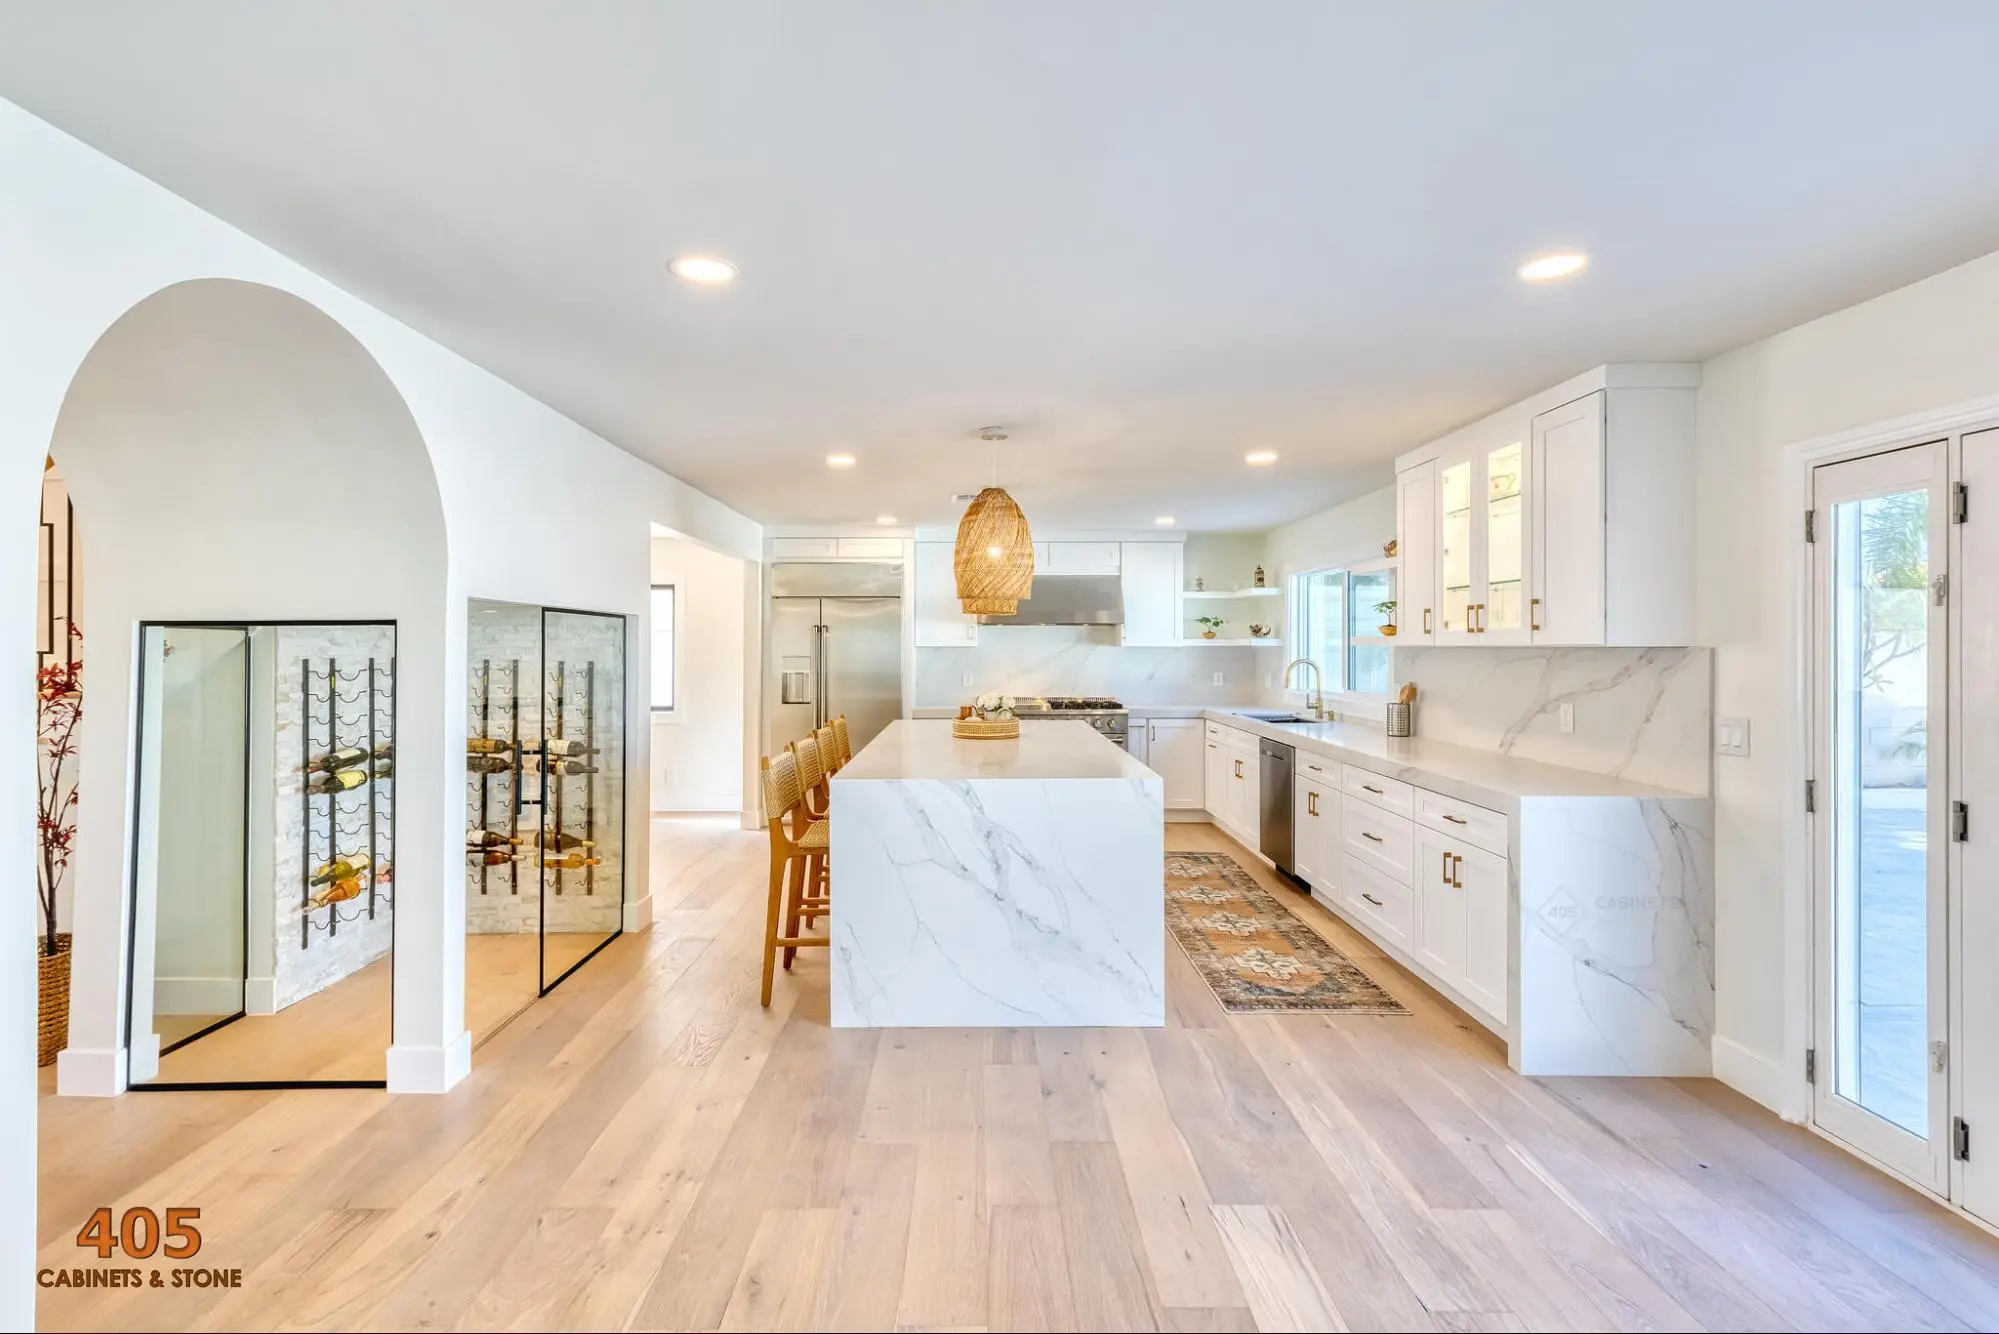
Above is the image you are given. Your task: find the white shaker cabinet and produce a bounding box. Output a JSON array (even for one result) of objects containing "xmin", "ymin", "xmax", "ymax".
[
  {"xmin": 1414, "ymin": 827, "xmax": 1509, "ymax": 1026},
  {"xmin": 1119, "ymin": 542, "xmax": 1183, "ymax": 646},
  {"xmin": 913, "ymin": 541, "xmax": 978, "ymax": 646},
  {"xmin": 1292, "ymin": 771, "xmax": 1339, "ymax": 903},
  {"xmin": 1036, "ymin": 540, "xmax": 1121, "ymax": 574},
  {"xmin": 1396, "ymin": 461, "xmax": 1438, "ymax": 642},
  {"xmin": 1140, "ymin": 717, "xmax": 1205, "ymax": 809},
  {"xmin": 1393, "ymin": 364, "xmax": 1697, "ymax": 649}
]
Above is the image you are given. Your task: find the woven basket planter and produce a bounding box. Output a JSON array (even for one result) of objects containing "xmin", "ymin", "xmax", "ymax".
[
  {"xmin": 952, "ymin": 716, "xmax": 1020, "ymax": 741},
  {"xmin": 953, "ymin": 486, "xmax": 1035, "ymax": 615},
  {"xmin": 38, "ymin": 932, "xmax": 71, "ymax": 1067}
]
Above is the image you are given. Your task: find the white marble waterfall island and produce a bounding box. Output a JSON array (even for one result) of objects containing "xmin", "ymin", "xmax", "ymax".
[{"xmin": 829, "ymin": 719, "xmax": 1165, "ymax": 1026}]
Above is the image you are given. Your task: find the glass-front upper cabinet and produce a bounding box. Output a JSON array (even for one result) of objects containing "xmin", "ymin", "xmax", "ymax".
[
  {"xmin": 1433, "ymin": 414, "xmax": 1533, "ymax": 645},
  {"xmin": 1438, "ymin": 457, "xmax": 1475, "ymax": 639},
  {"xmin": 1483, "ymin": 430, "xmax": 1527, "ymax": 640}
]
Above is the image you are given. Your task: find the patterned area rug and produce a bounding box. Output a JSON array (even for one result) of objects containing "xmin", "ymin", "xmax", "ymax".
[{"xmin": 1166, "ymin": 851, "xmax": 1408, "ymax": 1014}]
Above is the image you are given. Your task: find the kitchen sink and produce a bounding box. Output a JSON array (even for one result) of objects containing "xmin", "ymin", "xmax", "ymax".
[{"xmin": 1234, "ymin": 709, "xmax": 1314, "ymax": 724}]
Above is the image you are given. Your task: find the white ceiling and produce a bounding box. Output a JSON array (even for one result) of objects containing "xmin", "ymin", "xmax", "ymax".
[{"xmin": 7, "ymin": 2, "xmax": 1999, "ymax": 532}]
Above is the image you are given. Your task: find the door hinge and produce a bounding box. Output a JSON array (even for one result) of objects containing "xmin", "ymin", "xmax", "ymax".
[
  {"xmin": 1954, "ymin": 1116, "xmax": 1971, "ymax": 1162},
  {"xmin": 1932, "ymin": 1039, "xmax": 1949, "ymax": 1074},
  {"xmin": 1805, "ymin": 779, "xmax": 1817, "ymax": 814},
  {"xmin": 1805, "ymin": 1047, "xmax": 1817, "ymax": 1084},
  {"xmin": 1955, "ymin": 801, "xmax": 1970, "ymax": 842},
  {"xmin": 1805, "ymin": 509, "xmax": 1817, "ymax": 543},
  {"xmin": 1955, "ymin": 482, "xmax": 1970, "ymax": 524}
]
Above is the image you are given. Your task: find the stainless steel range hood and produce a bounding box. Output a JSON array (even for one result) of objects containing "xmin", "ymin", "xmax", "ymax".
[{"xmin": 976, "ymin": 574, "xmax": 1125, "ymax": 627}]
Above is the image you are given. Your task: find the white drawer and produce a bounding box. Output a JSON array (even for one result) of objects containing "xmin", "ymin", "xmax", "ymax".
[
  {"xmin": 1342, "ymin": 765, "xmax": 1414, "ymax": 819},
  {"xmin": 1296, "ymin": 753, "xmax": 1337, "ymax": 784},
  {"xmin": 1342, "ymin": 800, "xmax": 1414, "ymax": 884},
  {"xmin": 1415, "ymin": 789, "xmax": 1510, "ymax": 857},
  {"xmin": 1343, "ymin": 853, "xmax": 1413, "ymax": 951}
]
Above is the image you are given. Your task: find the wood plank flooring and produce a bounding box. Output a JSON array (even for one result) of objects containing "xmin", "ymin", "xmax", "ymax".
[{"xmin": 34, "ymin": 817, "xmax": 1999, "ymax": 1331}]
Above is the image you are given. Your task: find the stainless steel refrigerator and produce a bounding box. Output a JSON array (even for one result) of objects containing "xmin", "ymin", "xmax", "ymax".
[{"xmin": 767, "ymin": 561, "xmax": 903, "ymax": 758}]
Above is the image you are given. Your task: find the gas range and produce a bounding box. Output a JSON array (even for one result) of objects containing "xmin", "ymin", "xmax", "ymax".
[{"xmin": 1013, "ymin": 696, "xmax": 1129, "ymax": 747}]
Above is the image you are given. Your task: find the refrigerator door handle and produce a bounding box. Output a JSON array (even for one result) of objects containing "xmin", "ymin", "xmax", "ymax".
[{"xmin": 814, "ymin": 622, "xmax": 829, "ymax": 728}]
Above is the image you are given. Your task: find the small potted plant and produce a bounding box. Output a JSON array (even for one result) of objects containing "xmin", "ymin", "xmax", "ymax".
[
  {"xmin": 974, "ymin": 692, "xmax": 1017, "ymax": 720},
  {"xmin": 1196, "ymin": 615, "xmax": 1225, "ymax": 640},
  {"xmin": 1375, "ymin": 600, "xmax": 1398, "ymax": 636}
]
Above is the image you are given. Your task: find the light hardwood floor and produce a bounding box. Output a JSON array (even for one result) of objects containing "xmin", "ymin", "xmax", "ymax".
[{"xmin": 35, "ymin": 816, "xmax": 1999, "ymax": 1331}]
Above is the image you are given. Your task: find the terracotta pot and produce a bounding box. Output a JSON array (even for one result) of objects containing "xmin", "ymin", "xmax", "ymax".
[
  {"xmin": 1379, "ymin": 625, "xmax": 1398, "ymax": 637},
  {"xmin": 1201, "ymin": 630, "xmax": 1217, "ymax": 639},
  {"xmin": 38, "ymin": 932, "xmax": 71, "ymax": 1067}
]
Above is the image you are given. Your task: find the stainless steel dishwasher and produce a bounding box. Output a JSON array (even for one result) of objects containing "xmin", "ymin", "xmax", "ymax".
[{"xmin": 1258, "ymin": 737, "xmax": 1297, "ymax": 884}]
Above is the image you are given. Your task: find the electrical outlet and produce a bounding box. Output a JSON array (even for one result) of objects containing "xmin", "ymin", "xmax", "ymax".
[
  {"xmin": 1212, "ymin": 672, "xmax": 1225, "ymax": 686},
  {"xmin": 1558, "ymin": 702, "xmax": 1575, "ymax": 734},
  {"xmin": 1717, "ymin": 717, "xmax": 1751, "ymax": 757},
  {"xmin": 1263, "ymin": 672, "xmax": 1273, "ymax": 688},
  {"xmin": 962, "ymin": 672, "xmax": 973, "ymax": 688}
]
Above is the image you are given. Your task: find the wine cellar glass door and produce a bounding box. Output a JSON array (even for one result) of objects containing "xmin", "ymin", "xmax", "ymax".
[{"xmin": 536, "ymin": 607, "xmax": 627, "ymax": 993}]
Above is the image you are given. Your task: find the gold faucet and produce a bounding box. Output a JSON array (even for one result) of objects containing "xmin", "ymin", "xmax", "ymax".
[{"xmin": 1283, "ymin": 658, "xmax": 1326, "ymax": 720}]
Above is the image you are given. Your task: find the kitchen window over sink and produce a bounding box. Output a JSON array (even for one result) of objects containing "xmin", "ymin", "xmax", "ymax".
[{"xmin": 1287, "ymin": 558, "xmax": 1393, "ymax": 698}]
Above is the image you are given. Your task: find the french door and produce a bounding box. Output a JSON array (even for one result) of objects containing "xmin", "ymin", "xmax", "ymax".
[{"xmin": 1809, "ymin": 441, "xmax": 1950, "ymax": 1191}]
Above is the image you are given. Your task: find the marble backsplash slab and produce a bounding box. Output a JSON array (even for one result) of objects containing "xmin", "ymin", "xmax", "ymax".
[
  {"xmin": 914, "ymin": 626, "xmax": 1268, "ymax": 707},
  {"xmin": 1395, "ymin": 646, "xmax": 1713, "ymax": 796}
]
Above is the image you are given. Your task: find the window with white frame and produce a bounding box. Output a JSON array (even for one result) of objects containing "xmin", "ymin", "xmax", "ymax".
[
  {"xmin": 650, "ymin": 584, "xmax": 675, "ymax": 711},
  {"xmin": 1287, "ymin": 561, "xmax": 1393, "ymax": 697}
]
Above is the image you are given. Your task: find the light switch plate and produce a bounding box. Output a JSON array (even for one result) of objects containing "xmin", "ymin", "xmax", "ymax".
[
  {"xmin": 962, "ymin": 672, "xmax": 973, "ymax": 688},
  {"xmin": 1717, "ymin": 717, "xmax": 1751, "ymax": 757},
  {"xmin": 1558, "ymin": 702, "xmax": 1575, "ymax": 734},
  {"xmin": 1212, "ymin": 672, "xmax": 1225, "ymax": 686}
]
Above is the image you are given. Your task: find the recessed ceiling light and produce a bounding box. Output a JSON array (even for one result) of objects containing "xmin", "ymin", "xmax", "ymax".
[
  {"xmin": 667, "ymin": 255, "xmax": 738, "ymax": 285},
  {"xmin": 1245, "ymin": 449, "xmax": 1279, "ymax": 467},
  {"xmin": 825, "ymin": 452, "xmax": 856, "ymax": 469},
  {"xmin": 1517, "ymin": 251, "xmax": 1588, "ymax": 283},
  {"xmin": 876, "ymin": 514, "xmax": 897, "ymax": 526},
  {"xmin": 1155, "ymin": 516, "xmax": 1176, "ymax": 526}
]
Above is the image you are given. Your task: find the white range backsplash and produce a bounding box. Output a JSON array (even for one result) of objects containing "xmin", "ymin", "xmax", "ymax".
[
  {"xmin": 1395, "ymin": 646, "xmax": 1712, "ymax": 796},
  {"xmin": 914, "ymin": 626, "xmax": 1273, "ymax": 707}
]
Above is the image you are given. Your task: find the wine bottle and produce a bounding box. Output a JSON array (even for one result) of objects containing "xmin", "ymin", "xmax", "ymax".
[
  {"xmin": 538, "ymin": 738, "xmax": 598, "ymax": 757},
  {"xmin": 466, "ymin": 830, "xmax": 520, "ymax": 849},
  {"xmin": 541, "ymin": 853, "xmax": 603, "ymax": 870},
  {"xmin": 466, "ymin": 737, "xmax": 510, "ymax": 755},
  {"xmin": 371, "ymin": 758, "xmax": 395, "ymax": 781},
  {"xmin": 528, "ymin": 758, "xmax": 599, "ymax": 776},
  {"xmin": 310, "ymin": 853, "xmax": 372, "ymax": 887},
  {"xmin": 309, "ymin": 768, "xmax": 367, "ymax": 795},
  {"xmin": 310, "ymin": 746, "xmax": 368, "ymax": 774},
  {"xmin": 466, "ymin": 754, "xmax": 512, "ymax": 775},
  {"xmin": 309, "ymin": 876, "xmax": 364, "ymax": 908},
  {"xmin": 518, "ymin": 829, "xmax": 592, "ymax": 850},
  {"xmin": 466, "ymin": 848, "xmax": 516, "ymax": 866}
]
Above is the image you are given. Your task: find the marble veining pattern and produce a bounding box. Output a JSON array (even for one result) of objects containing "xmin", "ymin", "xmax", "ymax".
[
  {"xmin": 915, "ymin": 625, "xmax": 1275, "ymax": 708},
  {"xmin": 1397, "ymin": 646, "xmax": 1713, "ymax": 796},
  {"xmin": 1514, "ymin": 797, "xmax": 1715, "ymax": 1076},
  {"xmin": 830, "ymin": 722, "xmax": 1164, "ymax": 1027}
]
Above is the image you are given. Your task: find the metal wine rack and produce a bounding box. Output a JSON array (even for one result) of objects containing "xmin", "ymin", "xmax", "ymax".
[
  {"xmin": 300, "ymin": 656, "xmax": 395, "ymax": 949},
  {"xmin": 465, "ymin": 656, "xmax": 602, "ymax": 896},
  {"xmin": 469, "ymin": 657, "xmax": 524, "ymax": 896}
]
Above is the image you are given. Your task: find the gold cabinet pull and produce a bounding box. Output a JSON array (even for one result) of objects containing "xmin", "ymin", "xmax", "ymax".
[
  {"xmin": 1451, "ymin": 854, "xmax": 1463, "ymax": 889},
  {"xmin": 1441, "ymin": 813, "xmax": 1467, "ymax": 825},
  {"xmin": 1423, "ymin": 607, "xmax": 1433, "ymax": 634},
  {"xmin": 1441, "ymin": 850, "xmax": 1451, "ymax": 883},
  {"xmin": 1530, "ymin": 596, "xmax": 1542, "ymax": 632},
  {"xmin": 1361, "ymin": 892, "xmax": 1383, "ymax": 908},
  {"xmin": 1361, "ymin": 831, "xmax": 1383, "ymax": 843}
]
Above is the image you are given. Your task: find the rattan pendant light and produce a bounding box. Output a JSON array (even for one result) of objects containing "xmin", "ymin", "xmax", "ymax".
[{"xmin": 954, "ymin": 428, "xmax": 1034, "ymax": 615}]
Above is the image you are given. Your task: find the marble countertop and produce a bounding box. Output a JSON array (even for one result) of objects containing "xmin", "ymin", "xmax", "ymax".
[
  {"xmin": 1201, "ymin": 708, "xmax": 1701, "ymax": 802},
  {"xmin": 837, "ymin": 718, "xmax": 1158, "ymax": 783}
]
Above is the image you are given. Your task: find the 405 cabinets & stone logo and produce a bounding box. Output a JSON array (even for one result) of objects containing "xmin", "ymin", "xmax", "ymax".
[{"xmin": 37, "ymin": 1206, "xmax": 244, "ymax": 1291}]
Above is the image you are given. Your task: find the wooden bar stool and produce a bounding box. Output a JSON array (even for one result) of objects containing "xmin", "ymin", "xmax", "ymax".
[
  {"xmin": 816, "ymin": 722, "xmax": 843, "ymax": 776},
  {"xmin": 789, "ymin": 733, "xmax": 835, "ymax": 929},
  {"xmin": 830, "ymin": 715, "xmax": 854, "ymax": 769},
  {"xmin": 758, "ymin": 750, "xmax": 828, "ymax": 1006}
]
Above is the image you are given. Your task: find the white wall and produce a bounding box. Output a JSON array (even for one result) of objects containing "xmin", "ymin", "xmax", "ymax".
[
  {"xmin": 0, "ymin": 98, "xmax": 765, "ymax": 1321},
  {"xmin": 650, "ymin": 535, "xmax": 747, "ymax": 813},
  {"xmin": 1695, "ymin": 246, "xmax": 1999, "ymax": 1101},
  {"xmin": 1263, "ymin": 483, "xmax": 1397, "ymax": 579}
]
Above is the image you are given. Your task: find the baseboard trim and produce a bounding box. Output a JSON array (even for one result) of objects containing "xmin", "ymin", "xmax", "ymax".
[
  {"xmin": 1712, "ymin": 1034, "xmax": 1797, "ymax": 1120},
  {"xmin": 622, "ymin": 893, "xmax": 654, "ymax": 933},
  {"xmin": 386, "ymin": 1030, "xmax": 472, "ymax": 1094},
  {"xmin": 56, "ymin": 1045, "xmax": 125, "ymax": 1097},
  {"xmin": 245, "ymin": 976, "xmax": 276, "ymax": 1016},
  {"xmin": 154, "ymin": 975, "xmax": 247, "ymax": 1016}
]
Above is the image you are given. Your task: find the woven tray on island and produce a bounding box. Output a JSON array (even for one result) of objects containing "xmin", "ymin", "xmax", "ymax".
[{"xmin": 952, "ymin": 715, "xmax": 1020, "ymax": 740}]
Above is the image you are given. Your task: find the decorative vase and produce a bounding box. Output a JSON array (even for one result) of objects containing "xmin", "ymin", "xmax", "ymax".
[
  {"xmin": 1253, "ymin": 565, "xmax": 1267, "ymax": 588},
  {"xmin": 1194, "ymin": 576, "xmax": 1205, "ymax": 592},
  {"xmin": 37, "ymin": 932, "xmax": 71, "ymax": 1067}
]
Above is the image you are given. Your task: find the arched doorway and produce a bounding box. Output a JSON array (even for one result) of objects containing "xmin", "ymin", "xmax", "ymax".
[{"xmin": 42, "ymin": 279, "xmax": 451, "ymax": 1090}]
